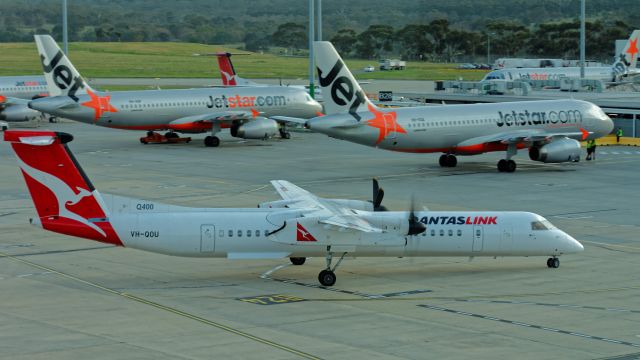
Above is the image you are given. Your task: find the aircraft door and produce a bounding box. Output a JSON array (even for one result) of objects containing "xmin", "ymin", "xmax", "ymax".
[
  {"xmin": 500, "ymin": 226, "xmax": 513, "ymax": 254},
  {"xmin": 384, "ymin": 113, "xmax": 396, "ymax": 139},
  {"xmin": 472, "ymin": 225, "xmax": 483, "ymax": 252},
  {"xmin": 200, "ymin": 224, "xmax": 216, "ymax": 252}
]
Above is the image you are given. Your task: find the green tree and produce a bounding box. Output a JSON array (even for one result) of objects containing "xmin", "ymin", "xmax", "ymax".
[
  {"xmin": 271, "ymin": 22, "xmax": 307, "ymax": 53},
  {"xmin": 355, "ymin": 24, "xmax": 394, "ymax": 59},
  {"xmin": 330, "ymin": 28, "xmax": 357, "ymax": 57}
]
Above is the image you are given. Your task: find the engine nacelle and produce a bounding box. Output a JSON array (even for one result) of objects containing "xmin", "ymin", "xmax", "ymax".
[
  {"xmin": 0, "ymin": 105, "xmax": 42, "ymax": 122},
  {"xmin": 529, "ymin": 138, "xmax": 581, "ymax": 163},
  {"xmin": 231, "ymin": 118, "xmax": 279, "ymax": 139}
]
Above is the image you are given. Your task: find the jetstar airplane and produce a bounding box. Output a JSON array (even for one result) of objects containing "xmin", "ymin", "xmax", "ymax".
[
  {"xmin": 28, "ymin": 35, "xmax": 322, "ymax": 147},
  {"xmin": 5, "ymin": 129, "xmax": 584, "ymax": 286},
  {"xmin": 276, "ymin": 42, "xmax": 613, "ymax": 172},
  {"xmin": 0, "ymin": 75, "xmax": 50, "ymax": 127},
  {"xmin": 482, "ymin": 30, "xmax": 640, "ymax": 83}
]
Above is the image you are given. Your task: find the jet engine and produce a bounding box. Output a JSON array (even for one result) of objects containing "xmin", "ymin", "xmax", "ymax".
[
  {"xmin": 230, "ymin": 118, "xmax": 279, "ymax": 139},
  {"xmin": 529, "ymin": 138, "xmax": 581, "ymax": 163},
  {"xmin": 0, "ymin": 105, "xmax": 42, "ymax": 122}
]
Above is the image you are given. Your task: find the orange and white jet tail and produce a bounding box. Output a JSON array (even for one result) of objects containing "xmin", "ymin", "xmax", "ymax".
[
  {"xmin": 34, "ymin": 35, "xmax": 94, "ymax": 101},
  {"xmin": 612, "ymin": 30, "xmax": 640, "ymax": 78},
  {"xmin": 4, "ymin": 130, "xmax": 122, "ymax": 245},
  {"xmin": 314, "ymin": 41, "xmax": 376, "ymax": 119}
]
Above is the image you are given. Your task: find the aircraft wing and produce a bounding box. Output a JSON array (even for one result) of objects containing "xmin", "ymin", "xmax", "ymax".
[
  {"xmin": 270, "ymin": 180, "xmax": 383, "ymax": 233},
  {"xmin": 457, "ymin": 128, "xmax": 589, "ymax": 147},
  {"xmin": 269, "ymin": 116, "xmax": 308, "ymax": 125}
]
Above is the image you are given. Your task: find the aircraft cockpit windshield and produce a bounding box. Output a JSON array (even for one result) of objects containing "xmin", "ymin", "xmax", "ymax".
[
  {"xmin": 483, "ymin": 71, "xmax": 505, "ymax": 80},
  {"xmin": 531, "ymin": 219, "xmax": 555, "ymax": 231}
]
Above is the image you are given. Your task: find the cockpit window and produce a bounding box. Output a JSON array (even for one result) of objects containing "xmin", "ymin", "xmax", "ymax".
[
  {"xmin": 483, "ymin": 72, "xmax": 505, "ymax": 80},
  {"xmin": 531, "ymin": 220, "xmax": 555, "ymax": 231}
]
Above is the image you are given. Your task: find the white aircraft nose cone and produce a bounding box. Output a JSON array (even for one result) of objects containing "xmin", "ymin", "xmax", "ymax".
[{"xmin": 565, "ymin": 234, "xmax": 584, "ymax": 253}]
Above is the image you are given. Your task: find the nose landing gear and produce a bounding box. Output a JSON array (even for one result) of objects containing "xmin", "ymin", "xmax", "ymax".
[
  {"xmin": 546, "ymin": 257, "xmax": 560, "ymax": 268},
  {"xmin": 439, "ymin": 154, "xmax": 457, "ymax": 167}
]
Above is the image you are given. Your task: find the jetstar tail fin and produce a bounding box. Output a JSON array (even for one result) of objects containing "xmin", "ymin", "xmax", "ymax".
[
  {"xmin": 33, "ymin": 35, "xmax": 93, "ymax": 100},
  {"xmin": 314, "ymin": 41, "xmax": 375, "ymax": 118},
  {"xmin": 612, "ymin": 30, "xmax": 640, "ymax": 78},
  {"xmin": 4, "ymin": 130, "xmax": 122, "ymax": 245}
]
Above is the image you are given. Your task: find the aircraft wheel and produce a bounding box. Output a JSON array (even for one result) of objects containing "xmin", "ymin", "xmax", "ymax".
[
  {"xmin": 551, "ymin": 258, "xmax": 560, "ymax": 268},
  {"xmin": 506, "ymin": 160, "xmax": 516, "ymax": 173},
  {"xmin": 318, "ymin": 269, "xmax": 336, "ymax": 286},
  {"xmin": 282, "ymin": 132, "xmax": 291, "ymax": 139},
  {"xmin": 447, "ymin": 154, "xmax": 457, "ymax": 167},
  {"xmin": 204, "ymin": 136, "xmax": 220, "ymax": 147},
  {"xmin": 439, "ymin": 154, "xmax": 448, "ymax": 167},
  {"xmin": 497, "ymin": 159, "xmax": 507, "ymax": 172},
  {"xmin": 290, "ymin": 257, "xmax": 306, "ymax": 266},
  {"xmin": 546, "ymin": 258, "xmax": 553, "ymax": 268}
]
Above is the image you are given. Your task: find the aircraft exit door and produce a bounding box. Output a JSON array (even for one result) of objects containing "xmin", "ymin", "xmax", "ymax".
[
  {"xmin": 200, "ymin": 224, "xmax": 216, "ymax": 252},
  {"xmin": 472, "ymin": 225, "xmax": 483, "ymax": 252}
]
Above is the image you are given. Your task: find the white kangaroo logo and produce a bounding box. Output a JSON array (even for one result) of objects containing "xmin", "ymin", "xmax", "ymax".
[
  {"xmin": 16, "ymin": 156, "xmax": 107, "ymax": 237},
  {"xmin": 220, "ymin": 70, "xmax": 237, "ymax": 85}
]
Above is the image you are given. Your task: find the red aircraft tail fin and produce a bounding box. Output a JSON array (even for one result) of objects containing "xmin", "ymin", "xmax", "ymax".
[
  {"xmin": 4, "ymin": 130, "xmax": 122, "ymax": 245},
  {"xmin": 216, "ymin": 52, "xmax": 238, "ymax": 86}
]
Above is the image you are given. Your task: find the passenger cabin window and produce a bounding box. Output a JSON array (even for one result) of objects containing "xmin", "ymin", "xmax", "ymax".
[
  {"xmin": 237, "ymin": 230, "xmax": 242, "ymax": 237},
  {"xmin": 431, "ymin": 229, "xmax": 435, "ymax": 236},
  {"xmin": 457, "ymin": 229, "xmax": 462, "ymax": 236},
  {"xmin": 439, "ymin": 229, "xmax": 444, "ymax": 236},
  {"xmin": 448, "ymin": 229, "xmax": 453, "ymax": 236},
  {"xmin": 228, "ymin": 230, "xmax": 233, "ymax": 237},
  {"xmin": 255, "ymin": 230, "xmax": 261, "ymax": 237},
  {"xmin": 247, "ymin": 230, "xmax": 252, "ymax": 237}
]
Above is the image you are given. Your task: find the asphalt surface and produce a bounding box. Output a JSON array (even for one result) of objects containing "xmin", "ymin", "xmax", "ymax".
[{"xmin": 0, "ymin": 121, "xmax": 639, "ymax": 359}]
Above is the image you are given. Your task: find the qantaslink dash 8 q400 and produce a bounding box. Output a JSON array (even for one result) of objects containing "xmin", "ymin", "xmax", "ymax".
[
  {"xmin": 28, "ymin": 35, "xmax": 322, "ymax": 147},
  {"xmin": 276, "ymin": 42, "xmax": 614, "ymax": 173},
  {"xmin": 4, "ymin": 130, "xmax": 583, "ymax": 286}
]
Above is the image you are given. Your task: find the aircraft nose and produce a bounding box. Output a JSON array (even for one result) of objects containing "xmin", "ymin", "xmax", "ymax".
[
  {"xmin": 563, "ymin": 233, "xmax": 584, "ymax": 253},
  {"xmin": 309, "ymin": 98, "xmax": 323, "ymax": 117},
  {"xmin": 602, "ymin": 113, "xmax": 614, "ymax": 135}
]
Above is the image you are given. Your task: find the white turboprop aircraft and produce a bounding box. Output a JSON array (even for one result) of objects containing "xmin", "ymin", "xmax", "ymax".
[
  {"xmin": 5, "ymin": 130, "xmax": 583, "ymax": 286},
  {"xmin": 276, "ymin": 42, "xmax": 614, "ymax": 172}
]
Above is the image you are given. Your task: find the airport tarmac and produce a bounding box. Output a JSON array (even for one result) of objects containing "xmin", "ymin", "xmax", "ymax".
[{"xmin": 1, "ymin": 122, "xmax": 639, "ymax": 359}]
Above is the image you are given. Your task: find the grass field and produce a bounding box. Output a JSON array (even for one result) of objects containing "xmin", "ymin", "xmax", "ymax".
[{"xmin": 0, "ymin": 41, "xmax": 488, "ymax": 81}]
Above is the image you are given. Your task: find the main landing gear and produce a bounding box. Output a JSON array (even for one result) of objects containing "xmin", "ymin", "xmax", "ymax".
[
  {"xmin": 318, "ymin": 246, "xmax": 347, "ymax": 287},
  {"xmin": 205, "ymin": 122, "xmax": 222, "ymax": 147},
  {"xmin": 546, "ymin": 257, "xmax": 560, "ymax": 268},
  {"xmin": 279, "ymin": 125, "xmax": 291, "ymax": 139},
  {"xmin": 204, "ymin": 136, "xmax": 220, "ymax": 147},
  {"xmin": 497, "ymin": 143, "xmax": 518, "ymax": 173},
  {"xmin": 439, "ymin": 154, "xmax": 457, "ymax": 167}
]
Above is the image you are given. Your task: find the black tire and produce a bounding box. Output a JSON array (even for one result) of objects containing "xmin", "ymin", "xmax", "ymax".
[
  {"xmin": 318, "ymin": 269, "xmax": 336, "ymax": 286},
  {"xmin": 506, "ymin": 160, "xmax": 516, "ymax": 173},
  {"xmin": 439, "ymin": 154, "xmax": 448, "ymax": 167},
  {"xmin": 290, "ymin": 257, "xmax": 306, "ymax": 266},
  {"xmin": 552, "ymin": 258, "xmax": 560, "ymax": 268},
  {"xmin": 140, "ymin": 139, "xmax": 147, "ymax": 144},
  {"xmin": 546, "ymin": 258, "xmax": 553, "ymax": 268},
  {"xmin": 497, "ymin": 159, "xmax": 507, "ymax": 172},
  {"xmin": 204, "ymin": 136, "xmax": 220, "ymax": 147},
  {"xmin": 447, "ymin": 154, "xmax": 457, "ymax": 167}
]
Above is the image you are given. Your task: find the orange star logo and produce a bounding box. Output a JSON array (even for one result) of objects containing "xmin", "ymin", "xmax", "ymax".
[
  {"xmin": 81, "ymin": 89, "xmax": 118, "ymax": 121},
  {"xmin": 626, "ymin": 38, "xmax": 638, "ymax": 61},
  {"xmin": 364, "ymin": 103, "xmax": 406, "ymax": 145}
]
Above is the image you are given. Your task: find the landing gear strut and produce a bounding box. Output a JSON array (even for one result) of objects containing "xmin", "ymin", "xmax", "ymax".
[
  {"xmin": 318, "ymin": 246, "xmax": 347, "ymax": 286},
  {"xmin": 439, "ymin": 154, "xmax": 457, "ymax": 167},
  {"xmin": 546, "ymin": 257, "xmax": 560, "ymax": 268},
  {"xmin": 279, "ymin": 125, "xmax": 291, "ymax": 139},
  {"xmin": 497, "ymin": 143, "xmax": 517, "ymax": 172}
]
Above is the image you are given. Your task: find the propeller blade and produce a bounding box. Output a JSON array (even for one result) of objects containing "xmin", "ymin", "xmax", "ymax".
[
  {"xmin": 372, "ymin": 178, "xmax": 386, "ymax": 211},
  {"xmin": 407, "ymin": 195, "xmax": 426, "ymax": 236}
]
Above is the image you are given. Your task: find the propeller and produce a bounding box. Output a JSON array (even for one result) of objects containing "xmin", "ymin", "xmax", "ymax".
[
  {"xmin": 372, "ymin": 178, "xmax": 387, "ymax": 211},
  {"xmin": 407, "ymin": 195, "xmax": 426, "ymax": 236}
]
